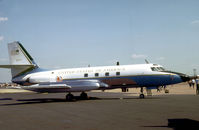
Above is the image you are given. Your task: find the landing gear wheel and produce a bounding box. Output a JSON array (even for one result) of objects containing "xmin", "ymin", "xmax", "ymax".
[
  {"xmin": 66, "ymin": 93, "xmax": 74, "ymax": 101},
  {"xmin": 139, "ymin": 94, "xmax": 145, "ymax": 99},
  {"xmin": 80, "ymin": 92, "xmax": 88, "ymax": 100},
  {"xmin": 165, "ymin": 89, "xmax": 169, "ymax": 93},
  {"xmin": 139, "ymin": 87, "xmax": 145, "ymax": 99}
]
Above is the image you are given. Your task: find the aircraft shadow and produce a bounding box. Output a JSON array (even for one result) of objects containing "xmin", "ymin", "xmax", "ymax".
[
  {"xmin": 0, "ymin": 98, "xmax": 13, "ymax": 101},
  {"xmin": 0, "ymin": 95, "xmax": 162, "ymax": 106},
  {"xmin": 0, "ymin": 96, "xmax": 102, "ymax": 106},
  {"xmin": 142, "ymin": 118, "xmax": 199, "ymax": 130}
]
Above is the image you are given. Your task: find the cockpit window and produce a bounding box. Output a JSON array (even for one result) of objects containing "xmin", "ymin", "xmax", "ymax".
[
  {"xmin": 151, "ymin": 67, "xmax": 165, "ymax": 71},
  {"xmin": 159, "ymin": 67, "xmax": 165, "ymax": 71},
  {"xmin": 151, "ymin": 67, "xmax": 156, "ymax": 71},
  {"xmin": 156, "ymin": 67, "xmax": 162, "ymax": 71}
]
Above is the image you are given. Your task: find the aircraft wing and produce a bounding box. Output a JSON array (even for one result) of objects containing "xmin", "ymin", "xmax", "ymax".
[
  {"xmin": 20, "ymin": 83, "xmax": 71, "ymax": 89},
  {"xmin": 19, "ymin": 80, "xmax": 109, "ymax": 93}
]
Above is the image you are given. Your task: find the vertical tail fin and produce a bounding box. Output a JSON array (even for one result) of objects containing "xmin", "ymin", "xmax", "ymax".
[
  {"xmin": 8, "ymin": 41, "xmax": 37, "ymax": 65},
  {"xmin": 0, "ymin": 41, "xmax": 38, "ymax": 78}
]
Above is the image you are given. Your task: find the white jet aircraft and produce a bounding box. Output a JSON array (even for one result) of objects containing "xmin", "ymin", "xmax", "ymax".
[{"xmin": 0, "ymin": 42, "xmax": 190, "ymax": 100}]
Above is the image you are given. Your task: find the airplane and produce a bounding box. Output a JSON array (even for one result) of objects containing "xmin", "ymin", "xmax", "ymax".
[{"xmin": 0, "ymin": 41, "xmax": 191, "ymax": 100}]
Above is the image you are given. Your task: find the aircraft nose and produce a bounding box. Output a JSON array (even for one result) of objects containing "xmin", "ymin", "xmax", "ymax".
[
  {"xmin": 169, "ymin": 73, "xmax": 190, "ymax": 83},
  {"xmin": 172, "ymin": 73, "xmax": 190, "ymax": 82},
  {"xmin": 179, "ymin": 75, "xmax": 191, "ymax": 82},
  {"xmin": 163, "ymin": 70, "xmax": 191, "ymax": 83}
]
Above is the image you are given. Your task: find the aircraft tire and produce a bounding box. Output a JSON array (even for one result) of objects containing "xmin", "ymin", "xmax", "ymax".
[
  {"xmin": 139, "ymin": 94, "xmax": 145, "ymax": 99},
  {"xmin": 66, "ymin": 93, "xmax": 74, "ymax": 101},
  {"xmin": 80, "ymin": 92, "xmax": 88, "ymax": 100}
]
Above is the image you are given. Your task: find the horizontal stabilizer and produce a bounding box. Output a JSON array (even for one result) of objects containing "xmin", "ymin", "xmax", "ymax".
[
  {"xmin": 0, "ymin": 64, "xmax": 35, "ymax": 68},
  {"xmin": 0, "ymin": 64, "xmax": 36, "ymax": 78}
]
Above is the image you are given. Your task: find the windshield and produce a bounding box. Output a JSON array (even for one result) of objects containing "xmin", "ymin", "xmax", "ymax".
[{"xmin": 151, "ymin": 67, "xmax": 165, "ymax": 72}]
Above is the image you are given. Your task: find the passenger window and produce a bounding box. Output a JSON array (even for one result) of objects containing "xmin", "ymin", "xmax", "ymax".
[
  {"xmin": 105, "ymin": 72, "xmax": 109, "ymax": 76},
  {"xmin": 116, "ymin": 72, "xmax": 120, "ymax": 76},
  {"xmin": 95, "ymin": 73, "xmax": 99, "ymax": 77},
  {"xmin": 84, "ymin": 73, "xmax": 88, "ymax": 77}
]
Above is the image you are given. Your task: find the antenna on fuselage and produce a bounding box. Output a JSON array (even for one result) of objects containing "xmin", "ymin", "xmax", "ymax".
[
  {"xmin": 145, "ymin": 59, "xmax": 149, "ymax": 64},
  {"xmin": 116, "ymin": 61, "xmax": 120, "ymax": 66}
]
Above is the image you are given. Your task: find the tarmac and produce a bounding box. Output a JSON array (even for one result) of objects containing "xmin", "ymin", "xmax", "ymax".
[{"xmin": 0, "ymin": 83, "xmax": 199, "ymax": 130}]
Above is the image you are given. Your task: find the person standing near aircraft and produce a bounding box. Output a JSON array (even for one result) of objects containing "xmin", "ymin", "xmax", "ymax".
[
  {"xmin": 196, "ymin": 79, "xmax": 199, "ymax": 95},
  {"xmin": 188, "ymin": 80, "xmax": 192, "ymax": 88},
  {"xmin": 192, "ymin": 79, "xmax": 195, "ymax": 88}
]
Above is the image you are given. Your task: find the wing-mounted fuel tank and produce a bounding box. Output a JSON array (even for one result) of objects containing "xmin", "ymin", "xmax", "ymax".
[
  {"xmin": 27, "ymin": 74, "xmax": 57, "ymax": 83},
  {"xmin": 20, "ymin": 79, "xmax": 109, "ymax": 93}
]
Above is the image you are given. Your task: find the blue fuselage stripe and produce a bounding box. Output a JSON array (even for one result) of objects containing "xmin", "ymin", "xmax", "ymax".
[{"xmin": 64, "ymin": 74, "xmax": 183, "ymax": 87}]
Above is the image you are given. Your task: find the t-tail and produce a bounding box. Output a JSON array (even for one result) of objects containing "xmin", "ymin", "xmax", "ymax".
[{"xmin": 0, "ymin": 41, "xmax": 38, "ymax": 78}]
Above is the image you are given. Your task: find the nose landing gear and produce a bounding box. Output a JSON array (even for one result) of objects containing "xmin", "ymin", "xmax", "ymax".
[{"xmin": 139, "ymin": 87, "xmax": 145, "ymax": 99}]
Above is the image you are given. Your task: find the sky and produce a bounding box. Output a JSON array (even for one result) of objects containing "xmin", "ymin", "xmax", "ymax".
[{"xmin": 0, "ymin": 0, "xmax": 199, "ymax": 82}]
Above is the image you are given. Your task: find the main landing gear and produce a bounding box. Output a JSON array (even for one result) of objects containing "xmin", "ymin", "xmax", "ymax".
[
  {"xmin": 65, "ymin": 92, "xmax": 88, "ymax": 101},
  {"xmin": 80, "ymin": 92, "xmax": 88, "ymax": 100},
  {"xmin": 66, "ymin": 93, "xmax": 74, "ymax": 101},
  {"xmin": 139, "ymin": 87, "xmax": 145, "ymax": 99}
]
